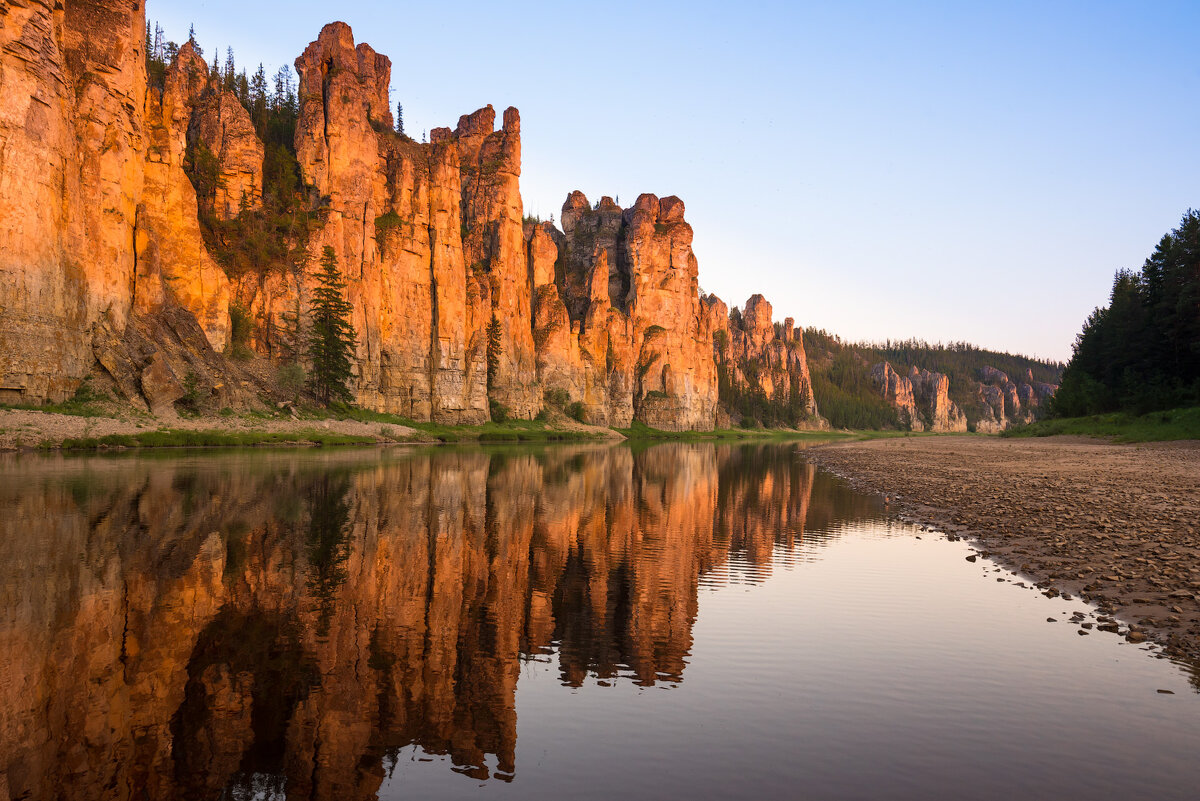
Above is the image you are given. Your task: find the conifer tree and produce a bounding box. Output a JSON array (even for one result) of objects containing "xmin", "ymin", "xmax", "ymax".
[
  {"xmin": 307, "ymin": 246, "xmax": 357, "ymax": 405},
  {"xmin": 396, "ymin": 102, "xmax": 405, "ymax": 136}
]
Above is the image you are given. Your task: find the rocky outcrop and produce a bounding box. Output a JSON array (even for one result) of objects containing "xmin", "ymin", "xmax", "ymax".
[
  {"xmin": 909, "ymin": 366, "xmax": 968, "ymax": 432},
  {"xmin": 527, "ymin": 192, "xmax": 721, "ymax": 429},
  {"xmin": 715, "ymin": 295, "xmax": 824, "ymax": 428},
  {"xmin": 871, "ymin": 362, "xmax": 967, "ymax": 432},
  {"xmin": 190, "ymin": 91, "xmax": 263, "ymax": 219},
  {"xmin": 138, "ymin": 40, "xmax": 233, "ymax": 351},
  {"xmin": 970, "ymin": 367, "xmax": 1058, "ymax": 432},
  {"xmin": 871, "ymin": 362, "xmax": 922, "ymax": 429},
  {"xmin": 0, "ymin": 3, "xmax": 249, "ymax": 409}
]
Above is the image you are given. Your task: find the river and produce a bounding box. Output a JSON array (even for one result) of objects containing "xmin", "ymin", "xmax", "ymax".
[{"xmin": 0, "ymin": 443, "xmax": 1197, "ymax": 799}]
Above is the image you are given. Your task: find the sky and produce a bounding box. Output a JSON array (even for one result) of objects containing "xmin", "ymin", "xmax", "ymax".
[{"xmin": 148, "ymin": 0, "xmax": 1200, "ymax": 363}]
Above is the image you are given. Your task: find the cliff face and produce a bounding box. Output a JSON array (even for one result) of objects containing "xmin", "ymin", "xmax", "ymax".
[
  {"xmin": 871, "ymin": 362, "xmax": 967, "ymax": 432},
  {"xmin": 190, "ymin": 91, "xmax": 263, "ymax": 220},
  {"xmin": 0, "ymin": 0, "xmax": 146, "ymax": 401},
  {"xmin": 971, "ymin": 367, "xmax": 1058, "ymax": 432},
  {"xmin": 3, "ymin": 11, "xmax": 1057, "ymax": 431},
  {"xmin": 138, "ymin": 40, "xmax": 233, "ymax": 350},
  {"xmin": 0, "ymin": 1, "xmax": 254, "ymax": 413},
  {"xmin": 288, "ymin": 25, "xmax": 542, "ymax": 423},
  {"xmin": 531, "ymin": 192, "xmax": 721, "ymax": 429},
  {"xmin": 715, "ymin": 294, "xmax": 823, "ymax": 428}
]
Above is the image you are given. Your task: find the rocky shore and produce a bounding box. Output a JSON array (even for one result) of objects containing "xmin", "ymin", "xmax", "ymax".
[{"xmin": 806, "ymin": 435, "xmax": 1200, "ymax": 666}]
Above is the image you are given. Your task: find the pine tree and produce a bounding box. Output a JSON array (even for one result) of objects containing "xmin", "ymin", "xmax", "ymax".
[
  {"xmin": 250, "ymin": 65, "xmax": 269, "ymax": 134},
  {"xmin": 307, "ymin": 246, "xmax": 357, "ymax": 405},
  {"xmin": 396, "ymin": 102, "xmax": 405, "ymax": 136},
  {"xmin": 223, "ymin": 47, "xmax": 236, "ymax": 92}
]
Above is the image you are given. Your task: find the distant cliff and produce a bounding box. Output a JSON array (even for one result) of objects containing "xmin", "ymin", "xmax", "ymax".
[{"xmin": 0, "ymin": 6, "xmax": 1057, "ymax": 430}]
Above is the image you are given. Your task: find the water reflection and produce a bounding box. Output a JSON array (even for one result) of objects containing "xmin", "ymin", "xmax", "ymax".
[{"xmin": 0, "ymin": 444, "xmax": 878, "ymax": 799}]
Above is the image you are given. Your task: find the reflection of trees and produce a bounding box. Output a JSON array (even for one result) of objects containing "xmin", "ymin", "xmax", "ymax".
[
  {"xmin": 303, "ymin": 473, "xmax": 353, "ymax": 636},
  {"xmin": 0, "ymin": 444, "xmax": 884, "ymax": 800},
  {"xmin": 171, "ymin": 610, "xmax": 317, "ymax": 800}
]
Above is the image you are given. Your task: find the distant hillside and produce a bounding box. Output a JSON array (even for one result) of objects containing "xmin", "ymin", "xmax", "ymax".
[{"xmin": 802, "ymin": 330, "xmax": 1064, "ymax": 431}]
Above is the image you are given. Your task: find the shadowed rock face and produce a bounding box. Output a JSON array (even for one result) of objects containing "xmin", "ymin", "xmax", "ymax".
[
  {"xmin": 970, "ymin": 367, "xmax": 1059, "ymax": 432},
  {"xmin": 0, "ymin": 445, "xmax": 877, "ymax": 798},
  {"xmin": 870, "ymin": 362, "xmax": 968, "ymax": 432}
]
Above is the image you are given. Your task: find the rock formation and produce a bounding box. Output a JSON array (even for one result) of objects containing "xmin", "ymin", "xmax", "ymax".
[
  {"xmin": 138, "ymin": 40, "xmax": 234, "ymax": 350},
  {"xmin": 871, "ymin": 362, "xmax": 967, "ymax": 432},
  {"xmin": 0, "ymin": 2, "xmax": 255, "ymax": 411},
  {"xmin": 970, "ymin": 366, "xmax": 1058, "ymax": 432},
  {"xmin": 190, "ymin": 91, "xmax": 263, "ymax": 220},
  {"xmin": 715, "ymin": 294, "xmax": 823, "ymax": 428},
  {"xmin": 0, "ymin": 0, "xmax": 147, "ymax": 401},
  {"xmin": 529, "ymin": 192, "xmax": 722, "ymax": 429},
  {"xmin": 0, "ymin": 8, "xmax": 1057, "ymax": 430}
]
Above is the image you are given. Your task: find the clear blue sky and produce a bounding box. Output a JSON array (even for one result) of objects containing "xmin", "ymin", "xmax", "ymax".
[{"xmin": 150, "ymin": 0, "xmax": 1200, "ymax": 363}]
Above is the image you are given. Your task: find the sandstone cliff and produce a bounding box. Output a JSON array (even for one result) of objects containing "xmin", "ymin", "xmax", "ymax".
[
  {"xmin": 530, "ymin": 192, "xmax": 722, "ymax": 429},
  {"xmin": 1, "ymin": 8, "xmax": 1059, "ymax": 432},
  {"xmin": 970, "ymin": 366, "xmax": 1058, "ymax": 432},
  {"xmin": 0, "ymin": 2, "xmax": 259, "ymax": 412},
  {"xmin": 870, "ymin": 362, "xmax": 968, "ymax": 432},
  {"xmin": 714, "ymin": 294, "xmax": 824, "ymax": 428},
  {"xmin": 0, "ymin": 0, "xmax": 146, "ymax": 401}
]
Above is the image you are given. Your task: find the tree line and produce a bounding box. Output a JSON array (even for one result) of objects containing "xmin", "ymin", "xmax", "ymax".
[{"xmin": 1053, "ymin": 209, "xmax": 1200, "ymax": 417}]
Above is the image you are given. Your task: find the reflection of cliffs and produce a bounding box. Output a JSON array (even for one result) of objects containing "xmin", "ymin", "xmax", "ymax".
[{"xmin": 0, "ymin": 446, "xmax": 880, "ymax": 798}]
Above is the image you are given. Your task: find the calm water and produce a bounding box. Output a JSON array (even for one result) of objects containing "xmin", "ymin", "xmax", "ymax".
[{"xmin": 1, "ymin": 443, "xmax": 1197, "ymax": 800}]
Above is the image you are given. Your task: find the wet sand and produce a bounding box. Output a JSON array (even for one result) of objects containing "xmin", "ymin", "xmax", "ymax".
[{"xmin": 808, "ymin": 435, "xmax": 1200, "ymax": 663}]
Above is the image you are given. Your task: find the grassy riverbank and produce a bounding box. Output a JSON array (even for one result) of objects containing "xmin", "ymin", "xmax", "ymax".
[
  {"xmin": 3, "ymin": 395, "xmax": 990, "ymax": 452},
  {"xmin": 1002, "ymin": 406, "xmax": 1200, "ymax": 443}
]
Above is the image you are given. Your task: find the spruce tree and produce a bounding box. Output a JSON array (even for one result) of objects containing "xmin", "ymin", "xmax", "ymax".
[
  {"xmin": 396, "ymin": 102, "xmax": 405, "ymax": 136},
  {"xmin": 307, "ymin": 246, "xmax": 357, "ymax": 405}
]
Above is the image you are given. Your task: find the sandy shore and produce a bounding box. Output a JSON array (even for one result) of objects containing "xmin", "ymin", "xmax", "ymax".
[{"xmin": 807, "ymin": 435, "xmax": 1200, "ymax": 664}]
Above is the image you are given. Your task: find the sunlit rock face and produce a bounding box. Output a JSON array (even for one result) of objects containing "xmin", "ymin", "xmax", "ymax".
[
  {"xmin": 139, "ymin": 40, "xmax": 234, "ymax": 350},
  {"xmin": 0, "ymin": 445, "xmax": 878, "ymax": 798},
  {"xmin": 0, "ymin": 0, "xmax": 146, "ymax": 401},
  {"xmin": 0, "ymin": 1, "xmax": 247, "ymax": 406},
  {"xmin": 715, "ymin": 294, "xmax": 824, "ymax": 428},
  {"xmin": 532, "ymin": 192, "xmax": 721, "ymax": 429}
]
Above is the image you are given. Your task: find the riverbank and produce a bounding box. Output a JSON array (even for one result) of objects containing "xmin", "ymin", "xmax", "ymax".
[
  {"xmin": 0, "ymin": 404, "xmax": 853, "ymax": 451},
  {"xmin": 807, "ymin": 435, "xmax": 1200, "ymax": 665},
  {"xmin": 0, "ymin": 406, "xmax": 623, "ymax": 450}
]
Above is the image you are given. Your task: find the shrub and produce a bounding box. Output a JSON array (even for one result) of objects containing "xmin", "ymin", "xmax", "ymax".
[
  {"xmin": 228, "ymin": 303, "xmax": 254, "ymax": 360},
  {"xmin": 277, "ymin": 363, "xmax": 306, "ymax": 400},
  {"xmin": 567, "ymin": 401, "xmax": 587, "ymax": 423},
  {"xmin": 177, "ymin": 372, "xmax": 203, "ymax": 414},
  {"xmin": 489, "ymin": 399, "xmax": 509, "ymax": 423},
  {"xmin": 543, "ymin": 387, "xmax": 570, "ymax": 408}
]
